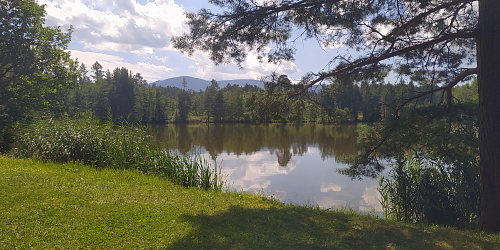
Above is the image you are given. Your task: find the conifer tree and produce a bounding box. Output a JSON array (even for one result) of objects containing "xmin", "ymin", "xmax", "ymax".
[{"xmin": 173, "ymin": 0, "xmax": 500, "ymax": 232}]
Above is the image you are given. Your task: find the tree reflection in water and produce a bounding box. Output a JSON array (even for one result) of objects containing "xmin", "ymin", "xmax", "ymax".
[
  {"xmin": 147, "ymin": 123, "xmax": 357, "ymax": 166},
  {"xmin": 148, "ymin": 123, "xmax": 382, "ymax": 212}
]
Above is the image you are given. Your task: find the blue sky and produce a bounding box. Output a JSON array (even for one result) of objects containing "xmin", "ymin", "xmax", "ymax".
[{"xmin": 39, "ymin": 0, "xmax": 347, "ymax": 83}]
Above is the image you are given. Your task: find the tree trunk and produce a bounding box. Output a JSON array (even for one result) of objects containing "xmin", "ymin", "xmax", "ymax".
[{"xmin": 478, "ymin": 0, "xmax": 500, "ymax": 233}]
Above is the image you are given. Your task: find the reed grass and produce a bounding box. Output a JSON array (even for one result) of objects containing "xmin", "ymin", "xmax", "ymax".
[
  {"xmin": 14, "ymin": 116, "xmax": 223, "ymax": 190},
  {"xmin": 378, "ymin": 154, "xmax": 479, "ymax": 227}
]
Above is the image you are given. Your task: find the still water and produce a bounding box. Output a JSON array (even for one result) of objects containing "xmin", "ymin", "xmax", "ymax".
[{"xmin": 147, "ymin": 123, "xmax": 382, "ymax": 213}]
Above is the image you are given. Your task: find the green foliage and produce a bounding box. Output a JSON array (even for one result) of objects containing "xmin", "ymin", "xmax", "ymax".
[
  {"xmin": 339, "ymin": 97, "xmax": 480, "ymax": 227},
  {"xmin": 378, "ymin": 154, "xmax": 479, "ymax": 227},
  {"xmin": 133, "ymin": 85, "xmax": 170, "ymax": 123},
  {"xmin": 213, "ymin": 91, "xmax": 225, "ymax": 122},
  {"xmin": 176, "ymin": 90, "xmax": 191, "ymax": 123},
  {"xmin": 453, "ymin": 77, "xmax": 479, "ymax": 105},
  {"xmin": 0, "ymin": 0, "xmax": 78, "ymax": 151},
  {"xmin": 203, "ymin": 80, "xmax": 221, "ymax": 122},
  {"xmin": 65, "ymin": 64, "xmax": 478, "ymax": 128},
  {"xmin": 223, "ymin": 86, "xmax": 245, "ymax": 121},
  {"xmin": 15, "ymin": 116, "xmax": 223, "ymax": 190},
  {"xmin": 16, "ymin": 116, "xmax": 100, "ymax": 165},
  {"xmin": 109, "ymin": 67, "xmax": 135, "ymax": 119},
  {"xmin": 341, "ymin": 107, "xmax": 478, "ymax": 177},
  {"xmin": 66, "ymin": 63, "xmax": 175, "ymax": 123}
]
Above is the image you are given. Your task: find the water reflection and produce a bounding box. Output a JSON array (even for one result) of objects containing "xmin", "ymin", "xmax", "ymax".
[
  {"xmin": 320, "ymin": 182, "xmax": 342, "ymax": 192},
  {"xmin": 149, "ymin": 123, "xmax": 358, "ymax": 164},
  {"xmin": 360, "ymin": 186, "xmax": 383, "ymax": 213},
  {"xmin": 147, "ymin": 123, "xmax": 381, "ymax": 213}
]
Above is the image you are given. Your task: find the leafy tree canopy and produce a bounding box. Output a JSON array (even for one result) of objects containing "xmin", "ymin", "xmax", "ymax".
[{"xmin": 0, "ymin": 0, "xmax": 78, "ymax": 150}]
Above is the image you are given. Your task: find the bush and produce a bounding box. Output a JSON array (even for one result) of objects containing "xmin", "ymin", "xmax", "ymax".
[{"xmin": 15, "ymin": 116, "xmax": 223, "ymax": 190}]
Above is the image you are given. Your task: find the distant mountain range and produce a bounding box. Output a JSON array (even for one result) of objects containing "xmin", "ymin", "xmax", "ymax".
[{"xmin": 151, "ymin": 76, "xmax": 264, "ymax": 91}]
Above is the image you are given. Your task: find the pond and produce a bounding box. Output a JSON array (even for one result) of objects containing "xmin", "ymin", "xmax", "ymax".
[{"xmin": 147, "ymin": 123, "xmax": 383, "ymax": 214}]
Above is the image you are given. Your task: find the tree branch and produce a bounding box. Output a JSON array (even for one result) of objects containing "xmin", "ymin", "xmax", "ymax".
[
  {"xmin": 385, "ymin": 0, "xmax": 475, "ymax": 41},
  {"xmin": 396, "ymin": 67, "xmax": 477, "ymax": 112},
  {"xmin": 298, "ymin": 31, "xmax": 477, "ymax": 95},
  {"xmin": 358, "ymin": 67, "xmax": 477, "ymax": 163}
]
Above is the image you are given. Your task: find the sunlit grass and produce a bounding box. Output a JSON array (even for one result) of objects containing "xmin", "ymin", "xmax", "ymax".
[{"xmin": 1, "ymin": 156, "xmax": 499, "ymax": 249}]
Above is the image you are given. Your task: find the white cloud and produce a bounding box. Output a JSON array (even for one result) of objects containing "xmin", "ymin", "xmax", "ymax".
[
  {"xmin": 321, "ymin": 40, "xmax": 343, "ymax": 50},
  {"xmin": 314, "ymin": 24, "xmax": 345, "ymax": 50},
  {"xmin": 146, "ymin": 55, "xmax": 168, "ymax": 63},
  {"xmin": 189, "ymin": 50, "xmax": 299, "ymax": 80},
  {"xmin": 40, "ymin": 0, "xmax": 299, "ymax": 81},
  {"xmin": 40, "ymin": 0, "xmax": 188, "ymax": 54},
  {"xmin": 70, "ymin": 50, "xmax": 173, "ymax": 82}
]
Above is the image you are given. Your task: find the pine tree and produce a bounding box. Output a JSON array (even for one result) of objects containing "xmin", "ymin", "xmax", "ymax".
[{"xmin": 173, "ymin": 0, "xmax": 500, "ymax": 232}]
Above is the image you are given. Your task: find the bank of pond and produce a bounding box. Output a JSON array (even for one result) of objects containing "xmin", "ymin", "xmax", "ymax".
[
  {"xmin": 1, "ymin": 156, "xmax": 499, "ymax": 249},
  {"xmin": 9, "ymin": 117, "xmax": 482, "ymax": 229}
]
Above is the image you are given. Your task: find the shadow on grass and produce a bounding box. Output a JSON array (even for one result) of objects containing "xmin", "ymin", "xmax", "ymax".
[{"xmin": 167, "ymin": 205, "xmax": 498, "ymax": 250}]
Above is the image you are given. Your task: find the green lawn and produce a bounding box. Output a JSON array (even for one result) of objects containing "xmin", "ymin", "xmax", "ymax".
[{"xmin": 1, "ymin": 156, "xmax": 499, "ymax": 249}]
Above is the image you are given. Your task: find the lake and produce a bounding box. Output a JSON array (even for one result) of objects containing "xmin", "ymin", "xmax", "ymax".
[{"xmin": 147, "ymin": 123, "xmax": 383, "ymax": 213}]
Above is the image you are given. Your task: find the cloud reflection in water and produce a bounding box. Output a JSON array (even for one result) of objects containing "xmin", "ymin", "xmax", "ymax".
[{"xmin": 151, "ymin": 124, "xmax": 383, "ymax": 213}]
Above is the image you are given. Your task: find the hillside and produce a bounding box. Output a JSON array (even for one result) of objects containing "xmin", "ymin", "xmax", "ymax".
[{"xmin": 152, "ymin": 76, "xmax": 264, "ymax": 91}]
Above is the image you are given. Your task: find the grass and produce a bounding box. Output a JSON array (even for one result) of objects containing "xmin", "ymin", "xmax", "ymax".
[{"xmin": 1, "ymin": 156, "xmax": 499, "ymax": 249}]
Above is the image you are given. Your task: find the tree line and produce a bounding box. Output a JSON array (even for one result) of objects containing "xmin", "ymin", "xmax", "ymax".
[{"xmin": 65, "ymin": 62, "xmax": 477, "ymax": 125}]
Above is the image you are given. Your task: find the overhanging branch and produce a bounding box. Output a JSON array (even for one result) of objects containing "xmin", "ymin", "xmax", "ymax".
[
  {"xmin": 357, "ymin": 67, "xmax": 477, "ymax": 163},
  {"xmin": 298, "ymin": 31, "xmax": 477, "ymax": 95},
  {"xmin": 396, "ymin": 67, "xmax": 477, "ymax": 112},
  {"xmin": 385, "ymin": 0, "xmax": 475, "ymax": 41}
]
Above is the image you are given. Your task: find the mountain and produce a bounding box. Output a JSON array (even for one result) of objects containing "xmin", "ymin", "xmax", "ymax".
[{"xmin": 151, "ymin": 76, "xmax": 264, "ymax": 91}]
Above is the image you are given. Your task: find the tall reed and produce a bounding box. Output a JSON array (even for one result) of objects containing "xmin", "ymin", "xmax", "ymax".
[
  {"xmin": 15, "ymin": 116, "xmax": 223, "ymax": 190},
  {"xmin": 378, "ymin": 154, "xmax": 479, "ymax": 227}
]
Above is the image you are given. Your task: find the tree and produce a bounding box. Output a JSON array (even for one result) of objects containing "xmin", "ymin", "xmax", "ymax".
[
  {"xmin": 79, "ymin": 63, "xmax": 90, "ymax": 85},
  {"xmin": 177, "ymin": 90, "xmax": 191, "ymax": 123},
  {"xmin": 204, "ymin": 80, "xmax": 220, "ymax": 122},
  {"xmin": 153, "ymin": 88, "xmax": 167, "ymax": 122},
  {"xmin": 223, "ymin": 85, "xmax": 245, "ymax": 121},
  {"xmin": 213, "ymin": 90, "xmax": 225, "ymax": 122},
  {"xmin": 109, "ymin": 67, "xmax": 135, "ymax": 119},
  {"xmin": 181, "ymin": 77, "xmax": 188, "ymax": 90},
  {"xmin": 0, "ymin": 0, "xmax": 78, "ymax": 150},
  {"xmin": 173, "ymin": 0, "xmax": 500, "ymax": 232},
  {"xmin": 91, "ymin": 61, "xmax": 104, "ymax": 81},
  {"xmin": 477, "ymin": 0, "xmax": 500, "ymax": 233},
  {"xmin": 134, "ymin": 72, "xmax": 147, "ymax": 86},
  {"xmin": 83, "ymin": 77, "xmax": 112, "ymax": 121}
]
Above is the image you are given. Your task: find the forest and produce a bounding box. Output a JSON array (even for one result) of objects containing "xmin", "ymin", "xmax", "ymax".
[{"xmin": 64, "ymin": 61, "xmax": 478, "ymax": 125}]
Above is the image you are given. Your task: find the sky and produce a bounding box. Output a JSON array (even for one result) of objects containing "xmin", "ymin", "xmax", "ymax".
[{"xmin": 38, "ymin": 0, "xmax": 347, "ymax": 83}]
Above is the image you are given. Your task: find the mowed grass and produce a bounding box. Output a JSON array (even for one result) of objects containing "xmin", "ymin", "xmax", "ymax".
[{"xmin": 1, "ymin": 156, "xmax": 499, "ymax": 249}]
